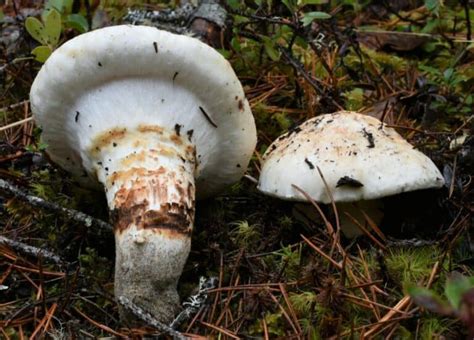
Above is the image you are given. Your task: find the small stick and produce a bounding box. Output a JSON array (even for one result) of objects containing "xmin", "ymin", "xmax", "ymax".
[
  {"xmin": 0, "ymin": 100, "xmax": 30, "ymax": 112},
  {"xmin": 0, "ymin": 236, "xmax": 63, "ymax": 264},
  {"xmin": 0, "ymin": 179, "xmax": 112, "ymax": 232},
  {"xmin": 117, "ymin": 296, "xmax": 187, "ymax": 339},
  {"xmin": 0, "ymin": 117, "xmax": 33, "ymax": 132}
]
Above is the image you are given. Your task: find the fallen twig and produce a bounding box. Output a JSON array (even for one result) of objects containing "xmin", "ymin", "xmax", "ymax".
[
  {"xmin": 0, "ymin": 179, "xmax": 112, "ymax": 232},
  {"xmin": 118, "ymin": 296, "xmax": 187, "ymax": 340},
  {"xmin": 0, "ymin": 236, "xmax": 63, "ymax": 264},
  {"xmin": 0, "ymin": 116, "xmax": 33, "ymax": 132}
]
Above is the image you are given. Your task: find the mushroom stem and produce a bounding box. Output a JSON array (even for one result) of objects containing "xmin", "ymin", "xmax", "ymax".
[
  {"xmin": 90, "ymin": 125, "xmax": 196, "ymax": 323},
  {"xmin": 337, "ymin": 200, "xmax": 384, "ymax": 238},
  {"xmin": 294, "ymin": 200, "xmax": 384, "ymax": 238}
]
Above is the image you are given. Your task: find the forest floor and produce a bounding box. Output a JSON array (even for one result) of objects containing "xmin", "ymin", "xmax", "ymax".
[{"xmin": 0, "ymin": 0, "xmax": 473, "ymax": 339}]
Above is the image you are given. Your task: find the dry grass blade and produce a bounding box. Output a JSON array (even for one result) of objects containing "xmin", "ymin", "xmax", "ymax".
[
  {"xmin": 199, "ymin": 321, "xmax": 241, "ymax": 339},
  {"xmin": 344, "ymin": 212, "xmax": 386, "ymax": 250},
  {"xmin": 73, "ymin": 307, "xmax": 127, "ymax": 338},
  {"xmin": 278, "ymin": 283, "xmax": 302, "ymax": 334},
  {"xmin": 361, "ymin": 210, "xmax": 387, "ymax": 242},
  {"xmin": 291, "ymin": 184, "xmax": 335, "ymax": 237},
  {"xmin": 28, "ymin": 303, "xmax": 57, "ymax": 339},
  {"xmin": 362, "ymin": 296, "xmax": 412, "ymax": 337},
  {"xmin": 301, "ymin": 234, "xmax": 342, "ymax": 270},
  {"xmin": 0, "ymin": 117, "xmax": 33, "ymax": 132},
  {"xmin": 266, "ymin": 290, "xmax": 300, "ymax": 336}
]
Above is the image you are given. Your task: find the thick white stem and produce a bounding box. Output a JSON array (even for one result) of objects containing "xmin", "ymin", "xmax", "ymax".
[
  {"xmin": 336, "ymin": 200, "xmax": 384, "ymax": 238},
  {"xmin": 90, "ymin": 124, "xmax": 196, "ymax": 323}
]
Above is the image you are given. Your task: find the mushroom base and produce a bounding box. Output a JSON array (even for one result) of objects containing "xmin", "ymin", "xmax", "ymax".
[
  {"xmin": 115, "ymin": 226, "xmax": 190, "ymax": 323},
  {"xmin": 90, "ymin": 125, "xmax": 196, "ymax": 323}
]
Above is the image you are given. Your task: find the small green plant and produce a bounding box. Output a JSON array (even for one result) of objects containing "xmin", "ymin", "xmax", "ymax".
[
  {"xmin": 408, "ymin": 272, "xmax": 474, "ymax": 337},
  {"xmin": 25, "ymin": 0, "xmax": 89, "ymax": 62},
  {"xmin": 229, "ymin": 220, "xmax": 261, "ymax": 248},
  {"xmin": 25, "ymin": 8, "xmax": 62, "ymax": 62}
]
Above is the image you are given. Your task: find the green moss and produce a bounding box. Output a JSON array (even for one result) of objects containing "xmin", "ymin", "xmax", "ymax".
[
  {"xmin": 229, "ymin": 220, "xmax": 261, "ymax": 248},
  {"xmin": 386, "ymin": 247, "xmax": 442, "ymax": 287},
  {"xmin": 418, "ymin": 317, "xmax": 450, "ymax": 340}
]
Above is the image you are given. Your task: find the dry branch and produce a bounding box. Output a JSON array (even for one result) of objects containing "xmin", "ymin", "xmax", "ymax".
[
  {"xmin": 117, "ymin": 296, "xmax": 187, "ymax": 340},
  {"xmin": 0, "ymin": 179, "xmax": 112, "ymax": 232},
  {"xmin": 0, "ymin": 236, "xmax": 63, "ymax": 264}
]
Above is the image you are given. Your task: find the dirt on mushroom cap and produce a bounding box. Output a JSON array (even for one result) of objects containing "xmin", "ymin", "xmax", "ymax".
[{"xmin": 258, "ymin": 111, "xmax": 445, "ymax": 203}]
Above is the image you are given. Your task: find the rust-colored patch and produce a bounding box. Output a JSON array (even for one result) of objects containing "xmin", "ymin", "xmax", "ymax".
[
  {"xmin": 185, "ymin": 145, "xmax": 196, "ymax": 159},
  {"xmin": 111, "ymin": 202, "xmax": 193, "ymax": 237},
  {"xmin": 121, "ymin": 150, "xmax": 147, "ymax": 167},
  {"xmin": 142, "ymin": 203, "xmax": 193, "ymax": 233},
  {"xmin": 170, "ymin": 134, "xmax": 183, "ymax": 145},
  {"xmin": 107, "ymin": 167, "xmax": 166, "ymax": 187},
  {"xmin": 138, "ymin": 124, "xmax": 164, "ymax": 134},
  {"xmin": 159, "ymin": 146, "xmax": 178, "ymax": 157},
  {"xmin": 90, "ymin": 127, "xmax": 127, "ymax": 153},
  {"xmin": 111, "ymin": 168, "xmax": 195, "ymax": 237}
]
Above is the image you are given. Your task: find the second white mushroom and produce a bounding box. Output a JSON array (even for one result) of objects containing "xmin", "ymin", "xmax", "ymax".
[{"xmin": 258, "ymin": 111, "xmax": 445, "ymax": 237}]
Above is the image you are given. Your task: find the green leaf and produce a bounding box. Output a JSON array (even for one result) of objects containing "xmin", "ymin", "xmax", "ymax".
[
  {"xmin": 66, "ymin": 14, "xmax": 89, "ymax": 33},
  {"xmin": 301, "ymin": 11, "xmax": 332, "ymax": 26},
  {"xmin": 443, "ymin": 68, "xmax": 454, "ymax": 81},
  {"xmin": 32, "ymin": 46, "xmax": 52, "ymax": 63},
  {"xmin": 43, "ymin": 9, "xmax": 61, "ymax": 45},
  {"xmin": 225, "ymin": 0, "xmax": 241, "ymax": 10},
  {"xmin": 0, "ymin": 10, "xmax": 4, "ymax": 22},
  {"xmin": 261, "ymin": 37, "xmax": 280, "ymax": 61},
  {"xmin": 407, "ymin": 286, "xmax": 452, "ymax": 315},
  {"xmin": 25, "ymin": 17, "xmax": 47, "ymax": 45},
  {"xmin": 445, "ymin": 273, "xmax": 474, "ymax": 310}
]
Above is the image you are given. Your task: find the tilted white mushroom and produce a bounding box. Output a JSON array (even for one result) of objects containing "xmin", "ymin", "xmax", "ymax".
[
  {"xmin": 30, "ymin": 25, "xmax": 257, "ymax": 322},
  {"xmin": 258, "ymin": 111, "xmax": 444, "ymax": 237}
]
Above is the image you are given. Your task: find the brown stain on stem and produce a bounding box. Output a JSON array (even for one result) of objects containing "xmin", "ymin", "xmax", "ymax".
[{"xmin": 111, "ymin": 169, "xmax": 195, "ymax": 237}]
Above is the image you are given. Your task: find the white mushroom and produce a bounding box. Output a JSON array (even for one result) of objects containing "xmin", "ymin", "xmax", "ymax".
[
  {"xmin": 258, "ymin": 111, "xmax": 444, "ymax": 238},
  {"xmin": 30, "ymin": 25, "xmax": 257, "ymax": 322}
]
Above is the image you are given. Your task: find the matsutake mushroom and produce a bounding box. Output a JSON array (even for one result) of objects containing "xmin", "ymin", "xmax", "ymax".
[
  {"xmin": 257, "ymin": 111, "xmax": 444, "ymax": 238},
  {"xmin": 30, "ymin": 25, "xmax": 256, "ymax": 322}
]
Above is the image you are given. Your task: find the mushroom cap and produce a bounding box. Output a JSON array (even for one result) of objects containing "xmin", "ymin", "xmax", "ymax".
[
  {"xmin": 30, "ymin": 25, "xmax": 256, "ymax": 198},
  {"xmin": 258, "ymin": 111, "xmax": 444, "ymax": 203}
]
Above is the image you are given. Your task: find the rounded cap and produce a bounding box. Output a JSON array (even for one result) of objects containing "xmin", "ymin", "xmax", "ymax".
[
  {"xmin": 258, "ymin": 111, "xmax": 444, "ymax": 203},
  {"xmin": 30, "ymin": 25, "xmax": 257, "ymax": 198}
]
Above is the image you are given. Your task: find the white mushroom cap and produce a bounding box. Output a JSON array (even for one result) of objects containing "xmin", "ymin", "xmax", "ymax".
[
  {"xmin": 258, "ymin": 111, "xmax": 444, "ymax": 204},
  {"xmin": 30, "ymin": 25, "xmax": 256, "ymax": 198}
]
